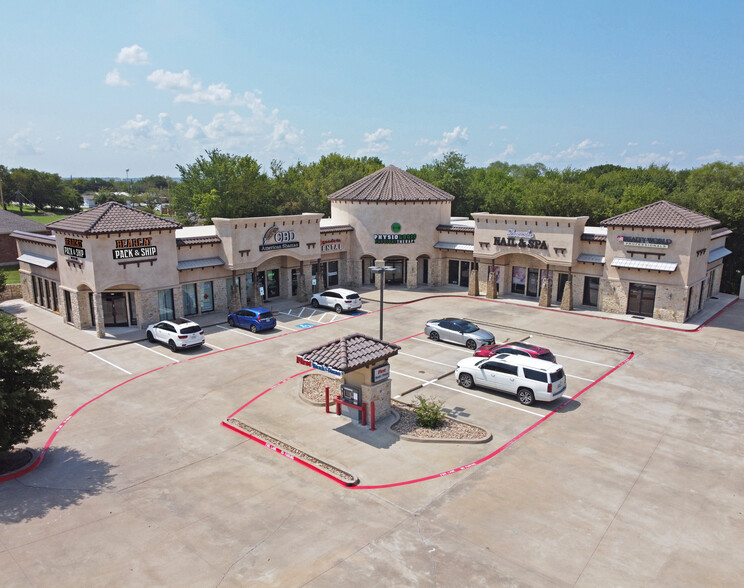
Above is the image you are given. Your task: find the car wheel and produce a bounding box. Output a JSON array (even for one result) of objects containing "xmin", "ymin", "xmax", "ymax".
[
  {"xmin": 429, "ymin": 331, "xmax": 440, "ymax": 341},
  {"xmin": 228, "ymin": 317, "xmax": 235, "ymax": 327},
  {"xmin": 517, "ymin": 388, "xmax": 535, "ymax": 405},
  {"xmin": 168, "ymin": 340, "xmax": 178, "ymax": 353},
  {"xmin": 459, "ymin": 373, "xmax": 474, "ymax": 388},
  {"xmin": 311, "ymin": 298, "xmax": 319, "ymax": 308},
  {"xmin": 250, "ymin": 325, "xmax": 258, "ymax": 333},
  {"xmin": 334, "ymin": 304, "xmax": 343, "ymax": 313},
  {"xmin": 146, "ymin": 331, "xmax": 155, "ymax": 343},
  {"xmin": 466, "ymin": 339, "xmax": 477, "ymax": 350}
]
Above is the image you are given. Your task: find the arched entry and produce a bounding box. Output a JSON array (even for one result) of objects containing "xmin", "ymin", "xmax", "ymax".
[
  {"xmin": 384, "ymin": 257, "xmax": 407, "ymax": 285},
  {"xmin": 417, "ymin": 254, "xmax": 430, "ymax": 285}
]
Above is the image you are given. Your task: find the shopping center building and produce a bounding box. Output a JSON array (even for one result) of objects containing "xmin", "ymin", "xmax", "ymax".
[{"xmin": 11, "ymin": 165, "xmax": 731, "ymax": 336}]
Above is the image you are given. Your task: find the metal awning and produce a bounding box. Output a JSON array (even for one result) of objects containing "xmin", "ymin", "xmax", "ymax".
[
  {"xmin": 17, "ymin": 253, "xmax": 57, "ymax": 268},
  {"xmin": 611, "ymin": 258, "xmax": 677, "ymax": 272},
  {"xmin": 708, "ymin": 247, "xmax": 731, "ymax": 263},
  {"xmin": 177, "ymin": 257, "xmax": 225, "ymax": 271},
  {"xmin": 434, "ymin": 241, "xmax": 474, "ymax": 252},
  {"xmin": 577, "ymin": 253, "xmax": 605, "ymax": 264}
]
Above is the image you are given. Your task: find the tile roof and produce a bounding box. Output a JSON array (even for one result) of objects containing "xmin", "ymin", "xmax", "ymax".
[
  {"xmin": 327, "ymin": 165, "xmax": 455, "ymax": 203},
  {"xmin": 0, "ymin": 209, "xmax": 49, "ymax": 234},
  {"xmin": 601, "ymin": 200, "xmax": 719, "ymax": 230},
  {"xmin": 437, "ymin": 223, "xmax": 475, "ymax": 233},
  {"xmin": 580, "ymin": 232, "xmax": 607, "ymax": 242},
  {"xmin": 48, "ymin": 202, "xmax": 181, "ymax": 235},
  {"xmin": 176, "ymin": 235, "xmax": 222, "ymax": 247},
  {"xmin": 320, "ymin": 224, "xmax": 354, "ymax": 233},
  {"xmin": 296, "ymin": 333, "xmax": 400, "ymax": 374}
]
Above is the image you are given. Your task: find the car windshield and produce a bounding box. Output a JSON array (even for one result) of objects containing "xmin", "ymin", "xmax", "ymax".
[
  {"xmin": 258, "ymin": 312, "xmax": 273, "ymax": 319},
  {"xmin": 180, "ymin": 325, "xmax": 201, "ymax": 334},
  {"xmin": 453, "ymin": 320, "xmax": 479, "ymax": 333}
]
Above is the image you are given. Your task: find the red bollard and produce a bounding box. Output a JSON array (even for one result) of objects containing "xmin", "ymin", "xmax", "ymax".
[
  {"xmin": 325, "ymin": 386, "xmax": 330, "ymax": 413},
  {"xmin": 370, "ymin": 401, "xmax": 376, "ymax": 431},
  {"xmin": 335, "ymin": 396, "xmax": 341, "ymax": 416}
]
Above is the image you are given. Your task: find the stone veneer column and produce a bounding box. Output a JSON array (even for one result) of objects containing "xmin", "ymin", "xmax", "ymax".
[
  {"xmin": 560, "ymin": 276, "xmax": 573, "ymax": 310},
  {"xmin": 468, "ymin": 268, "xmax": 480, "ymax": 296},
  {"xmin": 539, "ymin": 277, "xmax": 551, "ymax": 307},
  {"xmin": 93, "ymin": 292, "xmax": 105, "ymax": 338},
  {"xmin": 486, "ymin": 273, "xmax": 497, "ymax": 299},
  {"xmin": 406, "ymin": 259, "xmax": 418, "ymax": 289}
]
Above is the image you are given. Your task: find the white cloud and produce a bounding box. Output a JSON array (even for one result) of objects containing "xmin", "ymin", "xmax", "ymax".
[
  {"xmin": 627, "ymin": 141, "xmax": 639, "ymax": 147},
  {"xmin": 417, "ymin": 126, "xmax": 469, "ymax": 159},
  {"xmin": 499, "ymin": 143, "xmax": 516, "ymax": 159},
  {"xmin": 116, "ymin": 44, "xmax": 149, "ymax": 65},
  {"xmin": 8, "ymin": 127, "xmax": 43, "ymax": 155},
  {"xmin": 175, "ymin": 83, "xmax": 234, "ymax": 105},
  {"xmin": 357, "ymin": 128, "xmax": 392, "ymax": 156},
  {"xmin": 104, "ymin": 68, "xmax": 131, "ymax": 87},
  {"xmin": 696, "ymin": 149, "xmax": 723, "ymax": 162},
  {"xmin": 317, "ymin": 136, "xmax": 345, "ymax": 153},
  {"xmin": 623, "ymin": 150, "xmax": 685, "ymax": 167},
  {"xmin": 525, "ymin": 139, "xmax": 603, "ymax": 164},
  {"xmin": 79, "ymin": 142, "xmax": 91, "ymax": 150},
  {"xmin": 147, "ymin": 69, "xmax": 198, "ymax": 91}
]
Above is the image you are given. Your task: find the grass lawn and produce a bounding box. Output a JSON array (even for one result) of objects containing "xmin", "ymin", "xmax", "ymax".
[
  {"xmin": 1, "ymin": 265, "xmax": 20, "ymax": 284},
  {"xmin": 3, "ymin": 204, "xmax": 69, "ymax": 224}
]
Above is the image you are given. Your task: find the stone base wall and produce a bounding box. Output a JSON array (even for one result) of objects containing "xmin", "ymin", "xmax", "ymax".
[
  {"xmin": 361, "ymin": 379, "xmax": 392, "ymax": 419},
  {"xmin": 0, "ymin": 283, "xmax": 22, "ymax": 302}
]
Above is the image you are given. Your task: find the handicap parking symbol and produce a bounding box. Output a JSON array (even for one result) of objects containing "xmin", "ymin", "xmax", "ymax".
[{"xmin": 296, "ymin": 323, "xmax": 316, "ymax": 329}]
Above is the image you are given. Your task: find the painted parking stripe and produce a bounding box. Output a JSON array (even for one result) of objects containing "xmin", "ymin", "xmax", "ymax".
[
  {"xmin": 279, "ymin": 324, "xmax": 299, "ymax": 331},
  {"xmin": 410, "ymin": 336, "xmax": 473, "ymax": 352},
  {"xmin": 397, "ymin": 351, "xmax": 455, "ymax": 368},
  {"xmin": 391, "ymin": 370, "xmax": 542, "ymax": 416},
  {"xmin": 89, "ymin": 352, "xmax": 132, "ymax": 374},
  {"xmin": 567, "ymin": 374, "xmax": 594, "ymax": 382},
  {"xmin": 135, "ymin": 342, "xmax": 180, "ymax": 361},
  {"xmin": 207, "ymin": 343, "xmax": 225, "ymax": 351},
  {"xmin": 554, "ymin": 354, "xmax": 615, "ymax": 367},
  {"xmin": 216, "ymin": 325, "xmax": 261, "ymax": 340}
]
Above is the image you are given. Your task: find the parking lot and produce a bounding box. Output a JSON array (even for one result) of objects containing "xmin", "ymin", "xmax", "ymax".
[{"xmin": 1, "ymin": 292, "xmax": 743, "ymax": 586}]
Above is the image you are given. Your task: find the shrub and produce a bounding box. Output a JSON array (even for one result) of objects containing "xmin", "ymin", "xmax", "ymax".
[{"xmin": 413, "ymin": 395, "xmax": 445, "ymax": 429}]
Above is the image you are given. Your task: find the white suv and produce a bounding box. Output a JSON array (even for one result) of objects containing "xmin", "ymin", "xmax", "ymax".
[
  {"xmin": 455, "ymin": 353, "xmax": 566, "ymax": 405},
  {"xmin": 146, "ymin": 318, "xmax": 205, "ymax": 352},
  {"xmin": 311, "ymin": 288, "xmax": 362, "ymax": 313}
]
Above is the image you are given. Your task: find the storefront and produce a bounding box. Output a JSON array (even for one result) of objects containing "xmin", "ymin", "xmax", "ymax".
[{"xmin": 12, "ymin": 167, "xmax": 731, "ymax": 334}]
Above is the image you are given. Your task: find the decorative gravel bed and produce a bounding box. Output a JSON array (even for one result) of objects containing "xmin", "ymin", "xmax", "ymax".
[
  {"xmin": 391, "ymin": 400, "xmax": 490, "ymax": 441},
  {"xmin": 301, "ymin": 373, "xmax": 342, "ymax": 404},
  {"xmin": 225, "ymin": 417, "xmax": 357, "ymax": 484}
]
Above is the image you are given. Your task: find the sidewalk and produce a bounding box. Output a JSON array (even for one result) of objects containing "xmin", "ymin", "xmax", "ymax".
[{"xmin": 1, "ymin": 287, "xmax": 738, "ymax": 352}]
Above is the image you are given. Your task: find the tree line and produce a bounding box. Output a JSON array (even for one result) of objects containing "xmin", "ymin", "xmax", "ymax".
[{"xmin": 2, "ymin": 152, "xmax": 742, "ymax": 293}]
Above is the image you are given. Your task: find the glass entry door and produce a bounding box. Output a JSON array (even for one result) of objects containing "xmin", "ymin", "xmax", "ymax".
[
  {"xmin": 103, "ymin": 292, "xmax": 129, "ymax": 327},
  {"xmin": 526, "ymin": 268, "xmax": 539, "ymax": 297},
  {"xmin": 627, "ymin": 283, "xmax": 656, "ymax": 317},
  {"xmin": 258, "ymin": 269, "xmax": 280, "ymax": 299}
]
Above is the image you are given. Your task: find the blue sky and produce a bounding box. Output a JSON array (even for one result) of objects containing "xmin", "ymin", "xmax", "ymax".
[{"xmin": 1, "ymin": 0, "xmax": 742, "ymax": 178}]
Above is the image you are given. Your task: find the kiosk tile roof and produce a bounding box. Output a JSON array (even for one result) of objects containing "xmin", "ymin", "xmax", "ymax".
[
  {"xmin": 48, "ymin": 202, "xmax": 182, "ymax": 235},
  {"xmin": 296, "ymin": 333, "xmax": 400, "ymax": 373},
  {"xmin": 601, "ymin": 200, "xmax": 719, "ymax": 230},
  {"xmin": 327, "ymin": 165, "xmax": 455, "ymax": 203}
]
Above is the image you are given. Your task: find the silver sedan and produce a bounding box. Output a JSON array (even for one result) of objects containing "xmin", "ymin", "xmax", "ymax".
[{"xmin": 424, "ymin": 318, "xmax": 495, "ymax": 350}]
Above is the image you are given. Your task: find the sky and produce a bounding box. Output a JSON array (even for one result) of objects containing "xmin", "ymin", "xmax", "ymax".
[{"xmin": 1, "ymin": 0, "xmax": 743, "ymax": 179}]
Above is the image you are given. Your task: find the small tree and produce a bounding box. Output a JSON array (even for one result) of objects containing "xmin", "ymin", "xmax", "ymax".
[
  {"xmin": 413, "ymin": 394, "xmax": 446, "ymax": 429},
  {"xmin": 0, "ymin": 312, "xmax": 60, "ymax": 452}
]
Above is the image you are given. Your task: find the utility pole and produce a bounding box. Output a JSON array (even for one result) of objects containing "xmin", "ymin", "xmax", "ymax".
[{"xmin": 0, "ymin": 178, "xmax": 5, "ymax": 210}]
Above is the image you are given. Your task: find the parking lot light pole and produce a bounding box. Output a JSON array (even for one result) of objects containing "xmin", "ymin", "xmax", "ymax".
[{"xmin": 369, "ymin": 266, "xmax": 395, "ymax": 340}]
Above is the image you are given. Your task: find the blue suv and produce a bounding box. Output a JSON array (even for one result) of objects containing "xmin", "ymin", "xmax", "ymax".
[{"xmin": 227, "ymin": 307, "xmax": 276, "ymax": 333}]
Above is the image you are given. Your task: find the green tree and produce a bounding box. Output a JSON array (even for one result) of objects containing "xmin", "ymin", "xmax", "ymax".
[
  {"xmin": 0, "ymin": 312, "xmax": 60, "ymax": 453},
  {"xmin": 171, "ymin": 150, "xmax": 272, "ymax": 224}
]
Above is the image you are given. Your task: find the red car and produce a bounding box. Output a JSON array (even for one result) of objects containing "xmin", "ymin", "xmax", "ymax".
[{"xmin": 473, "ymin": 341, "xmax": 557, "ymax": 363}]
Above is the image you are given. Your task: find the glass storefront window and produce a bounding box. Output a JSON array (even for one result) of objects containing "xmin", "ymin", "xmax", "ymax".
[
  {"xmin": 182, "ymin": 284, "xmax": 198, "ymax": 315},
  {"xmin": 158, "ymin": 289, "xmax": 175, "ymax": 320},
  {"xmin": 325, "ymin": 261, "xmax": 339, "ymax": 287},
  {"xmin": 200, "ymin": 281, "xmax": 214, "ymax": 312},
  {"xmin": 511, "ymin": 267, "xmax": 526, "ymax": 294}
]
